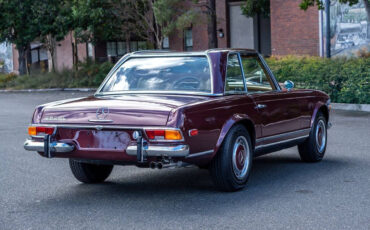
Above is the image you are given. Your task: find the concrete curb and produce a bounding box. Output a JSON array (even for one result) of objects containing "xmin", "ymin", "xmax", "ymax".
[
  {"xmin": 332, "ymin": 103, "xmax": 370, "ymax": 112},
  {"xmin": 0, "ymin": 88, "xmax": 97, "ymax": 93}
]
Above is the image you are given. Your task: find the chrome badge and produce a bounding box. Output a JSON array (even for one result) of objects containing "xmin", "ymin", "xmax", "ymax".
[
  {"xmin": 96, "ymin": 107, "xmax": 109, "ymax": 120},
  {"xmin": 43, "ymin": 116, "xmax": 66, "ymax": 121}
]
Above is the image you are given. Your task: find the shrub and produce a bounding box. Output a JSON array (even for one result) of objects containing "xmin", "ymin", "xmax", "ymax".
[
  {"xmin": 0, "ymin": 72, "xmax": 17, "ymax": 88},
  {"xmin": 266, "ymin": 56, "xmax": 370, "ymax": 104},
  {"xmin": 1, "ymin": 61, "xmax": 114, "ymax": 90}
]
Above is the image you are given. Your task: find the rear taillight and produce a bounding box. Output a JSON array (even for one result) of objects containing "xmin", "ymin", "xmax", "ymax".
[
  {"xmin": 28, "ymin": 126, "xmax": 55, "ymax": 136},
  {"xmin": 144, "ymin": 129, "xmax": 183, "ymax": 141}
]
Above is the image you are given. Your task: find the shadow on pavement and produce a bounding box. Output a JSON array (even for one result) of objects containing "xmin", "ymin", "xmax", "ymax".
[{"xmin": 28, "ymin": 152, "xmax": 349, "ymax": 215}]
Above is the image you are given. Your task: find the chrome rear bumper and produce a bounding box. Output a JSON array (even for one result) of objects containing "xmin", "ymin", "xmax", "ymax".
[
  {"xmin": 126, "ymin": 145, "xmax": 189, "ymax": 157},
  {"xmin": 24, "ymin": 140, "xmax": 74, "ymax": 153},
  {"xmin": 24, "ymin": 139, "xmax": 189, "ymax": 158}
]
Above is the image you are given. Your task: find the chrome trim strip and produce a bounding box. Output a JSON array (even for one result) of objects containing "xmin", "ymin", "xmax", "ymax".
[
  {"xmin": 126, "ymin": 145, "xmax": 189, "ymax": 157},
  {"xmin": 95, "ymin": 91, "xmax": 222, "ymax": 97},
  {"xmin": 24, "ymin": 140, "xmax": 74, "ymax": 153},
  {"xmin": 186, "ymin": 150, "xmax": 214, "ymax": 158},
  {"xmin": 256, "ymin": 128, "xmax": 311, "ymax": 144},
  {"xmin": 95, "ymin": 54, "xmax": 215, "ymax": 96},
  {"xmin": 88, "ymin": 119, "xmax": 114, "ymax": 123},
  {"xmin": 255, "ymin": 135, "xmax": 309, "ymax": 150}
]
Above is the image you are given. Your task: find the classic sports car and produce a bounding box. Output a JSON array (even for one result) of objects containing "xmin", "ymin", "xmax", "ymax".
[{"xmin": 24, "ymin": 49, "xmax": 331, "ymax": 191}]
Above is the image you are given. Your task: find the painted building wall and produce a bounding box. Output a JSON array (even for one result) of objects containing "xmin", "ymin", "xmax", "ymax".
[
  {"xmin": 0, "ymin": 43, "xmax": 13, "ymax": 73},
  {"xmin": 54, "ymin": 32, "xmax": 88, "ymax": 71}
]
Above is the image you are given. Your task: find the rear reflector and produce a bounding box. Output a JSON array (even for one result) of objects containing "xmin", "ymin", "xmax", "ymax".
[
  {"xmin": 28, "ymin": 126, "xmax": 55, "ymax": 136},
  {"xmin": 189, "ymin": 129, "xmax": 199, "ymax": 137},
  {"xmin": 145, "ymin": 129, "xmax": 182, "ymax": 141}
]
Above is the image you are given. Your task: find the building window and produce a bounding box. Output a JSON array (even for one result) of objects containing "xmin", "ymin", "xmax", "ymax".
[
  {"xmin": 130, "ymin": 41, "xmax": 138, "ymax": 52},
  {"xmin": 162, "ymin": 36, "xmax": 170, "ymax": 49},
  {"xmin": 138, "ymin": 41, "xmax": 147, "ymax": 50},
  {"xmin": 184, "ymin": 28, "xmax": 193, "ymax": 51},
  {"xmin": 117, "ymin": 42, "xmax": 126, "ymax": 56},
  {"xmin": 107, "ymin": 42, "xmax": 117, "ymax": 57},
  {"xmin": 107, "ymin": 41, "xmax": 148, "ymax": 57}
]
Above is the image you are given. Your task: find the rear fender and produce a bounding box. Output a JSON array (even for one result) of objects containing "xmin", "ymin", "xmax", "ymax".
[{"xmin": 213, "ymin": 114, "xmax": 255, "ymax": 156}]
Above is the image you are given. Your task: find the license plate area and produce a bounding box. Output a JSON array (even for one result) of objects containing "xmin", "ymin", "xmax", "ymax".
[{"xmin": 61, "ymin": 129, "xmax": 133, "ymax": 151}]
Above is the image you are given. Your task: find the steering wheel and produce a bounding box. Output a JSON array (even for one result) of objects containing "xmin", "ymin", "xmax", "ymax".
[{"xmin": 173, "ymin": 77, "xmax": 201, "ymax": 90}]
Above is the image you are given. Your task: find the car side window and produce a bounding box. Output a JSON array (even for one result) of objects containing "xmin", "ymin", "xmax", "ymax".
[
  {"xmin": 241, "ymin": 55, "xmax": 275, "ymax": 93},
  {"xmin": 225, "ymin": 54, "xmax": 245, "ymax": 94}
]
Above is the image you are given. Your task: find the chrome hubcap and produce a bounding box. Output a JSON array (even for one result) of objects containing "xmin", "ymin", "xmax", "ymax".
[
  {"xmin": 315, "ymin": 119, "xmax": 327, "ymax": 153},
  {"xmin": 232, "ymin": 136, "xmax": 250, "ymax": 180}
]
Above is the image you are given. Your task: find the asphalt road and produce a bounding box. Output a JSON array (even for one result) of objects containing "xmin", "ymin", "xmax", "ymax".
[{"xmin": 1, "ymin": 92, "xmax": 369, "ymax": 230}]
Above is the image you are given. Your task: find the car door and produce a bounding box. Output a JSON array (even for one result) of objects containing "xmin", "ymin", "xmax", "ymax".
[{"xmin": 240, "ymin": 53, "xmax": 303, "ymax": 144}]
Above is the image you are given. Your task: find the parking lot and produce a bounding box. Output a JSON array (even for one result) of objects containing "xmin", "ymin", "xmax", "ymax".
[{"xmin": 0, "ymin": 92, "xmax": 369, "ymax": 230}]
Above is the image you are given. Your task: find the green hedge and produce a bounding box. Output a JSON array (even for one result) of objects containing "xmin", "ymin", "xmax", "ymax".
[
  {"xmin": 0, "ymin": 61, "xmax": 114, "ymax": 90},
  {"xmin": 266, "ymin": 56, "xmax": 370, "ymax": 104},
  {"xmin": 1, "ymin": 56, "xmax": 369, "ymax": 104}
]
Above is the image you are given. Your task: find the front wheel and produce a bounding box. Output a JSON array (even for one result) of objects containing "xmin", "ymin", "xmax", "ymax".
[
  {"xmin": 298, "ymin": 112, "xmax": 327, "ymax": 162},
  {"xmin": 69, "ymin": 159, "xmax": 113, "ymax": 183},
  {"xmin": 209, "ymin": 125, "xmax": 253, "ymax": 192}
]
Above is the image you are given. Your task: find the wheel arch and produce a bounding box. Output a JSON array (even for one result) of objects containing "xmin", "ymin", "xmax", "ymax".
[
  {"xmin": 311, "ymin": 102, "xmax": 329, "ymax": 128},
  {"xmin": 214, "ymin": 115, "xmax": 256, "ymax": 155}
]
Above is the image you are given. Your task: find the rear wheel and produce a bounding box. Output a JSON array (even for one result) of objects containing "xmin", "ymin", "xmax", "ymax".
[
  {"xmin": 209, "ymin": 125, "xmax": 253, "ymax": 192},
  {"xmin": 69, "ymin": 159, "xmax": 113, "ymax": 183},
  {"xmin": 298, "ymin": 112, "xmax": 327, "ymax": 162}
]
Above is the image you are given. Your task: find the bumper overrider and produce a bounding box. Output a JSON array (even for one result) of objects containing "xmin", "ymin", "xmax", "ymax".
[{"xmin": 23, "ymin": 125, "xmax": 190, "ymax": 160}]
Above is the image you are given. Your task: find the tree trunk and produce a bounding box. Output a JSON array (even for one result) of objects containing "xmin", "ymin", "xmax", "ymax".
[
  {"xmin": 125, "ymin": 34, "xmax": 131, "ymax": 53},
  {"xmin": 18, "ymin": 47, "xmax": 27, "ymax": 75},
  {"xmin": 26, "ymin": 46, "xmax": 31, "ymax": 75},
  {"xmin": 207, "ymin": 0, "xmax": 218, "ymax": 49},
  {"xmin": 71, "ymin": 32, "xmax": 78, "ymax": 75},
  {"xmin": 47, "ymin": 35, "xmax": 57, "ymax": 72},
  {"xmin": 364, "ymin": 0, "xmax": 370, "ymax": 39}
]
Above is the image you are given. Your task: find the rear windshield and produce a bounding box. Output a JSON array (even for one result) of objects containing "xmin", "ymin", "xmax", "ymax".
[{"xmin": 100, "ymin": 56, "xmax": 212, "ymax": 94}]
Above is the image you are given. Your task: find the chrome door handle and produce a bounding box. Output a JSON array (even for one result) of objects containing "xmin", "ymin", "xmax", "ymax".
[{"xmin": 255, "ymin": 104, "xmax": 267, "ymax": 109}]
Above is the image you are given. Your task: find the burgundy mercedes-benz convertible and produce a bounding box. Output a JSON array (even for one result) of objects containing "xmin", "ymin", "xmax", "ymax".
[{"xmin": 24, "ymin": 49, "xmax": 331, "ymax": 191}]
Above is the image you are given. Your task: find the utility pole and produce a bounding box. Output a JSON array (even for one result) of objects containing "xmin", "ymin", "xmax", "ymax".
[{"xmin": 325, "ymin": 0, "xmax": 331, "ymax": 58}]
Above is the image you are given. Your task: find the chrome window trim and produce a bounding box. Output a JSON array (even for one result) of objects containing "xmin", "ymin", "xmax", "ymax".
[
  {"xmin": 257, "ymin": 54, "xmax": 282, "ymax": 91},
  {"xmin": 238, "ymin": 52, "xmax": 281, "ymax": 95},
  {"xmin": 95, "ymin": 91, "xmax": 223, "ymax": 97},
  {"xmin": 94, "ymin": 54, "xmax": 214, "ymax": 96},
  {"xmin": 223, "ymin": 52, "xmax": 247, "ymax": 95}
]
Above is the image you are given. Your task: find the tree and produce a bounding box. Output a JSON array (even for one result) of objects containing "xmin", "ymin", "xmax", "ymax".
[
  {"xmin": 32, "ymin": 0, "xmax": 73, "ymax": 72},
  {"xmin": 130, "ymin": 0, "xmax": 199, "ymax": 49},
  {"xmin": 109, "ymin": 0, "xmax": 149, "ymax": 52},
  {"xmin": 241, "ymin": 0, "xmax": 270, "ymax": 18},
  {"xmin": 0, "ymin": 0, "xmax": 40, "ymax": 75},
  {"xmin": 68, "ymin": 0, "xmax": 119, "ymax": 71}
]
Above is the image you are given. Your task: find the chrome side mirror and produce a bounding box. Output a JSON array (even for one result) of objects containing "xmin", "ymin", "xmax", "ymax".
[{"xmin": 284, "ymin": 80, "xmax": 294, "ymax": 91}]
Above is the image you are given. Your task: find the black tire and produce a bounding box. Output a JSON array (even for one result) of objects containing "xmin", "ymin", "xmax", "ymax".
[
  {"xmin": 209, "ymin": 125, "xmax": 253, "ymax": 192},
  {"xmin": 69, "ymin": 159, "xmax": 113, "ymax": 183},
  {"xmin": 298, "ymin": 112, "xmax": 327, "ymax": 162}
]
